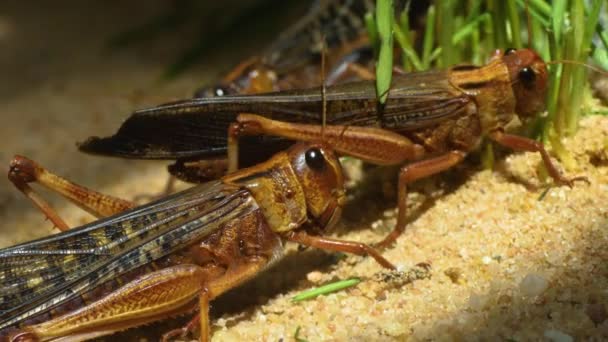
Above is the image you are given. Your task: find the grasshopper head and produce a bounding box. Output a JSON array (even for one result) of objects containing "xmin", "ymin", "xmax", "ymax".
[
  {"xmin": 288, "ymin": 142, "xmax": 346, "ymax": 232},
  {"xmin": 502, "ymin": 48, "xmax": 549, "ymax": 119}
]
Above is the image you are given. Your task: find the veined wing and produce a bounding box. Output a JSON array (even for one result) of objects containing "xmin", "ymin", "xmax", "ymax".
[
  {"xmin": 78, "ymin": 70, "xmax": 472, "ymax": 160},
  {"xmin": 262, "ymin": 0, "xmax": 374, "ymax": 72},
  {"xmin": 0, "ymin": 181, "xmax": 255, "ymax": 330}
]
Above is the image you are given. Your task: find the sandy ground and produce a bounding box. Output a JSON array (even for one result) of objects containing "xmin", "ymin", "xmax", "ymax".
[
  {"xmin": 1, "ymin": 2, "xmax": 608, "ymax": 342},
  {"xmin": 209, "ymin": 114, "xmax": 608, "ymax": 341}
]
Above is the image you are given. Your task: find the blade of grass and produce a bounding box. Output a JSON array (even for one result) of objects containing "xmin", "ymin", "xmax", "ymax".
[
  {"xmin": 551, "ymin": 0, "xmax": 568, "ymax": 45},
  {"xmin": 452, "ymin": 13, "xmax": 491, "ymax": 45},
  {"xmin": 393, "ymin": 23, "xmax": 423, "ymax": 70},
  {"xmin": 524, "ymin": 0, "xmax": 551, "ymax": 18},
  {"xmin": 365, "ymin": 12, "xmax": 379, "ymax": 55},
  {"xmin": 292, "ymin": 278, "xmax": 361, "ymax": 302},
  {"xmin": 464, "ymin": 0, "xmax": 483, "ymax": 63},
  {"xmin": 437, "ymin": 0, "xmax": 456, "ymax": 67},
  {"xmin": 397, "ymin": 8, "xmax": 412, "ymax": 70},
  {"xmin": 428, "ymin": 47, "xmax": 443, "ymax": 64},
  {"xmin": 375, "ymin": 0, "xmax": 394, "ymax": 104},
  {"xmin": 515, "ymin": 0, "xmax": 550, "ymax": 27},
  {"xmin": 593, "ymin": 46, "xmax": 608, "ymax": 70},
  {"xmin": 489, "ymin": 0, "xmax": 508, "ymax": 49},
  {"xmin": 294, "ymin": 326, "xmax": 309, "ymax": 342},
  {"xmin": 506, "ymin": 0, "xmax": 522, "ymax": 48},
  {"xmin": 421, "ymin": 5, "xmax": 436, "ymax": 69},
  {"xmin": 564, "ymin": 0, "xmax": 586, "ymax": 134}
]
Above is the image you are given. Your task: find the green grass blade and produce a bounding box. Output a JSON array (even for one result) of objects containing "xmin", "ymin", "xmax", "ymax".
[
  {"xmin": 397, "ymin": 8, "xmax": 413, "ymax": 70},
  {"xmin": 393, "ymin": 22, "xmax": 423, "ymax": 70},
  {"xmin": 593, "ymin": 46, "xmax": 608, "ymax": 70},
  {"xmin": 525, "ymin": 0, "xmax": 551, "ymax": 17},
  {"xmin": 365, "ymin": 12, "xmax": 379, "ymax": 55},
  {"xmin": 375, "ymin": 0, "xmax": 394, "ymax": 104},
  {"xmin": 515, "ymin": 0, "xmax": 550, "ymax": 27},
  {"xmin": 551, "ymin": 0, "xmax": 567, "ymax": 44},
  {"xmin": 506, "ymin": 0, "xmax": 522, "ymax": 48},
  {"xmin": 421, "ymin": 5, "xmax": 436, "ymax": 69},
  {"xmin": 581, "ymin": 0, "xmax": 603, "ymax": 55},
  {"xmin": 292, "ymin": 278, "xmax": 361, "ymax": 302},
  {"xmin": 452, "ymin": 13, "xmax": 490, "ymax": 45},
  {"xmin": 294, "ymin": 326, "xmax": 309, "ymax": 342}
]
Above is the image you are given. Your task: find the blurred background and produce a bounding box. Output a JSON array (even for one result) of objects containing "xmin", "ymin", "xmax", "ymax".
[{"xmin": 0, "ymin": 0, "xmax": 313, "ymax": 245}]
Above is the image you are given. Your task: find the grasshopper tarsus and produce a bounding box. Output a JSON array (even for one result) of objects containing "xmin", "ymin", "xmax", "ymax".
[
  {"xmin": 563, "ymin": 176, "xmax": 591, "ymax": 187},
  {"xmin": 161, "ymin": 312, "xmax": 200, "ymax": 342},
  {"xmin": 8, "ymin": 330, "xmax": 36, "ymax": 342}
]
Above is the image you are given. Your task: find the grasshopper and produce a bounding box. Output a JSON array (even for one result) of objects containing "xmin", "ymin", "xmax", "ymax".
[
  {"xmin": 1, "ymin": 142, "xmax": 394, "ymax": 341},
  {"xmin": 79, "ymin": 0, "xmax": 416, "ymax": 185},
  {"xmin": 193, "ymin": 0, "xmax": 385, "ymax": 99},
  {"xmin": 79, "ymin": 48, "xmax": 587, "ymax": 248}
]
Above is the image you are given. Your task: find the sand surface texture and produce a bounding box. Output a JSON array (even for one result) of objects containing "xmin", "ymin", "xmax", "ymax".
[{"xmin": 1, "ymin": 2, "xmax": 607, "ymax": 341}]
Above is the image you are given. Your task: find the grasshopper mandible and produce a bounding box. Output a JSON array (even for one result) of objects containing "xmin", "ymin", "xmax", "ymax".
[
  {"xmin": 1, "ymin": 142, "xmax": 394, "ymax": 342},
  {"xmin": 79, "ymin": 48, "xmax": 587, "ymax": 247}
]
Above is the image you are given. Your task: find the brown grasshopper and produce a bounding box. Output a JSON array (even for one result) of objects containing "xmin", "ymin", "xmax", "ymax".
[
  {"xmin": 226, "ymin": 48, "xmax": 589, "ymax": 248},
  {"xmin": 194, "ymin": 0, "xmax": 379, "ymax": 99},
  {"xmin": 79, "ymin": 1, "xmax": 419, "ymax": 185},
  {"xmin": 81, "ymin": 48, "xmax": 587, "ymax": 248},
  {"xmin": 1, "ymin": 142, "xmax": 394, "ymax": 341}
]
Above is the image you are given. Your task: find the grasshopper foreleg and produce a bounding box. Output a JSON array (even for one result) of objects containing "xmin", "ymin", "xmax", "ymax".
[
  {"xmin": 285, "ymin": 230, "xmax": 396, "ymax": 269},
  {"xmin": 489, "ymin": 130, "xmax": 589, "ymax": 187},
  {"xmin": 8, "ymin": 155, "xmax": 135, "ymax": 231}
]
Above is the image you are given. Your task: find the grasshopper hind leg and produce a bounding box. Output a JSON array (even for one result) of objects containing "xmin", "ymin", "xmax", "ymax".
[{"xmin": 8, "ymin": 155, "xmax": 135, "ymax": 231}]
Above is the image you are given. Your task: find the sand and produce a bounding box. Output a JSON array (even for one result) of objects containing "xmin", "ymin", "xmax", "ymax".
[
  {"xmin": 1, "ymin": 2, "xmax": 608, "ymax": 341},
  {"xmin": 208, "ymin": 115, "xmax": 608, "ymax": 341}
]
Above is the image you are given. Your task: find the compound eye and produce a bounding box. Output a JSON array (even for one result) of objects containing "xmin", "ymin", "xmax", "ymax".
[
  {"xmin": 213, "ymin": 86, "xmax": 231, "ymax": 97},
  {"xmin": 305, "ymin": 148, "xmax": 326, "ymax": 171},
  {"xmin": 504, "ymin": 48, "xmax": 516, "ymax": 56},
  {"xmin": 519, "ymin": 67, "xmax": 536, "ymax": 87}
]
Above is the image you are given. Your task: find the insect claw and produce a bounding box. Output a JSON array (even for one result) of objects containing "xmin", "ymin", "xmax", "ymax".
[
  {"xmin": 161, "ymin": 313, "xmax": 200, "ymax": 342},
  {"xmin": 161, "ymin": 326, "xmax": 190, "ymax": 342},
  {"xmin": 555, "ymin": 175, "xmax": 589, "ymax": 188}
]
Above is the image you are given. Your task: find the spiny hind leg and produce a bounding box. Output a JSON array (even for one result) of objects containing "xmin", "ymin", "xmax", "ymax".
[
  {"xmin": 13, "ymin": 259, "xmax": 270, "ymax": 342},
  {"xmin": 10, "ymin": 265, "xmax": 211, "ymax": 342},
  {"xmin": 161, "ymin": 258, "xmax": 269, "ymax": 341},
  {"xmin": 8, "ymin": 155, "xmax": 135, "ymax": 231}
]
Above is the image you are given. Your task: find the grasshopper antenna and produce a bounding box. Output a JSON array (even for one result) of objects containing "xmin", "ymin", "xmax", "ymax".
[
  {"xmin": 321, "ymin": 36, "xmax": 327, "ymax": 141},
  {"xmin": 525, "ymin": 0, "xmax": 533, "ymax": 48},
  {"xmin": 547, "ymin": 60, "xmax": 608, "ymax": 76}
]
